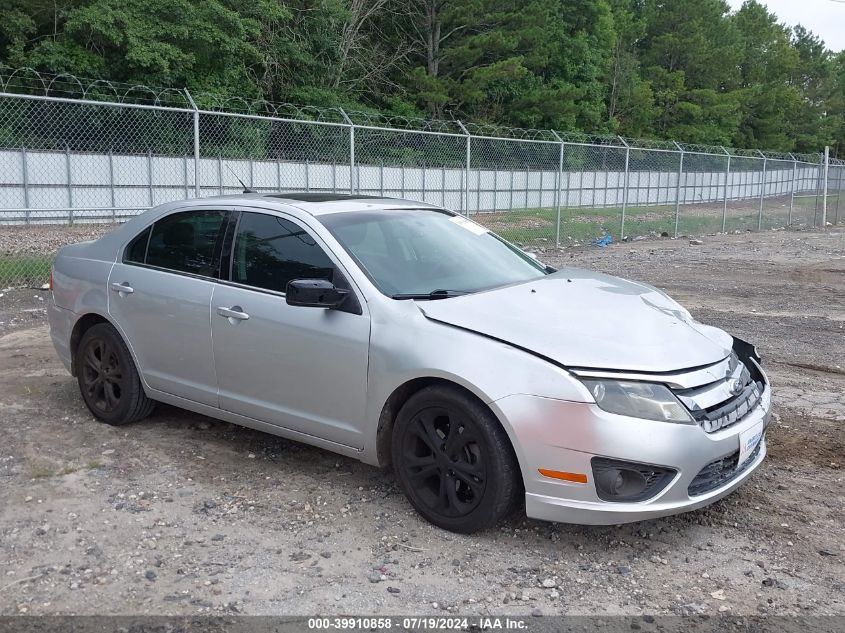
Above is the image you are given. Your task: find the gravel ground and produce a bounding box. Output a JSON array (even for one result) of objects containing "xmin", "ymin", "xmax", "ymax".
[
  {"xmin": 0, "ymin": 224, "xmax": 117, "ymax": 258},
  {"xmin": 0, "ymin": 228, "xmax": 843, "ymax": 617}
]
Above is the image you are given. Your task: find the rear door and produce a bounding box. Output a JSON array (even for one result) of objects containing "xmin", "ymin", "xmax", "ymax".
[
  {"xmin": 108, "ymin": 208, "xmax": 230, "ymax": 406},
  {"xmin": 210, "ymin": 210, "xmax": 370, "ymax": 448}
]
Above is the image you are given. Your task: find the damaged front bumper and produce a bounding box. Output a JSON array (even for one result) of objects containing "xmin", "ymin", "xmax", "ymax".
[{"xmin": 491, "ymin": 348, "xmax": 771, "ymax": 525}]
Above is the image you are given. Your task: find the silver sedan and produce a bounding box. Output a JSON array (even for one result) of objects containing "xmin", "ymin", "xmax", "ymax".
[{"xmin": 48, "ymin": 193, "xmax": 770, "ymax": 533}]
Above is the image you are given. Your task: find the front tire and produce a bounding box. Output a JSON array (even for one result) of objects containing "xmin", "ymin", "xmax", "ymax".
[
  {"xmin": 391, "ymin": 385, "xmax": 521, "ymax": 533},
  {"xmin": 75, "ymin": 322, "xmax": 154, "ymax": 425}
]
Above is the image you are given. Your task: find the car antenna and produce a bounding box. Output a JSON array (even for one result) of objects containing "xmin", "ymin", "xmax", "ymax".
[{"xmin": 225, "ymin": 164, "xmax": 256, "ymax": 194}]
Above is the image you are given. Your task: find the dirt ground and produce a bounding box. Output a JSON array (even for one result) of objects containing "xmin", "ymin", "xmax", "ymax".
[{"xmin": 0, "ymin": 228, "xmax": 843, "ymax": 617}]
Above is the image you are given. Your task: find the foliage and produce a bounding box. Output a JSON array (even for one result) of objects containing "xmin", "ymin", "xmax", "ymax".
[{"xmin": 1, "ymin": 0, "xmax": 843, "ymax": 155}]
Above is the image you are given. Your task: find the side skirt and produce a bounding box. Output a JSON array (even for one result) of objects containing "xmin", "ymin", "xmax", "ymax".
[{"xmin": 145, "ymin": 387, "xmax": 366, "ymax": 462}]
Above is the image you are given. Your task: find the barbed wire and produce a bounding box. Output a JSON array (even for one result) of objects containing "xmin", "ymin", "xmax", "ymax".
[{"xmin": 0, "ymin": 64, "xmax": 838, "ymax": 164}]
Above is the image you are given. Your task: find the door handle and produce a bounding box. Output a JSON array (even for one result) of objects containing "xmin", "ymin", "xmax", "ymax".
[
  {"xmin": 110, "ymin": 282, "xmax": 134, "ymax": 295},
  {"xmin": 217, "ymin": 305, "xmax": 249, "ymax": 321}
]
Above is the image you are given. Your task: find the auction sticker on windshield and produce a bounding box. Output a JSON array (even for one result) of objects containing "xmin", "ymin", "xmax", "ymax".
[
  {"xmin": 738, "ymin": 421, "xmax": 764, "ymax": 467},
  {"xmin": 450, "ymin": 215, "xmax": 488, "ymax": 235}
]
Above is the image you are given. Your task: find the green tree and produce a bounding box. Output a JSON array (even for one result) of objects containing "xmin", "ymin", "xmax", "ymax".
[
  {"xmin": 638, "ymin": 0, "xmax": 743, "ymax": 143},
  {"xmin": 605, "ymin": 0, "xmax": 655, "ymax": 137},
  {"xmin": 830, "ymin": 51, "xmax": 845, "ymax": 158},
  {"xmin": 398, "ymin": 0, "xmax": 615, "ymax": 130},
  {"xmin": 2, "ymin": 0, "xmax": 287, "ymax": 96},
  {"xmin": 790, "ymin": 25, "xmax": 836, "ymax": 152},
  {"xmin": 730, "ymin": 1, "xmax": 800, "ymax": 150},
  {"xmin": 0, "ymin": 0, "xmax": 843, "ymax": 154}
]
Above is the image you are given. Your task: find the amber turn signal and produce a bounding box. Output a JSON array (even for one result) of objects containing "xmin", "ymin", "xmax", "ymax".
[{"xmin": 538, "ymin": 469, "xmax": 588, "ymax": 484}]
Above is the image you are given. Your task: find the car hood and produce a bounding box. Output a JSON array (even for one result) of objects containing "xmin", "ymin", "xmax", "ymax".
[{"xmin": 416, "ymin": 268, "xmax": 732, "ymax": 373}]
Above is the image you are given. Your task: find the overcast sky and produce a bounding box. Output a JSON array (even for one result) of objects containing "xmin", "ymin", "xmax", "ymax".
[{"xmin": 726, "ymin": 0, "xmax": 845, "ymax": 52}]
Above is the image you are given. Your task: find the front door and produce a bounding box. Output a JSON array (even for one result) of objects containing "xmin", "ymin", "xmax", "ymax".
[{"xmin": 211, "ymin": 211, "xmax": 370, "ymax": 448}]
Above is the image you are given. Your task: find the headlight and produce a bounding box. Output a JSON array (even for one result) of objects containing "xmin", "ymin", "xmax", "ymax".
[{"xmin": 580, "ymin": 379, "xmax": 694, "ymax": 424}]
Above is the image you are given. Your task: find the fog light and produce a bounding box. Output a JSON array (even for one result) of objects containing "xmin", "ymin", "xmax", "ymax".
[
  {"xmin": 595, "ymin": 468, "xmax": 647, "ymax": 497},
  {"xmin": 591, "ymin": 457, "xmax": 676, "ymax": 502}
]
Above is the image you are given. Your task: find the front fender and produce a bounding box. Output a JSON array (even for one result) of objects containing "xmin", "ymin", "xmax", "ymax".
[{"xmin": 360, "ymin": 313, "xmax": 592, "ymax": 466}]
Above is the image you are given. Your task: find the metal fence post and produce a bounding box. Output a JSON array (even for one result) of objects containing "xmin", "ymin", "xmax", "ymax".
[
  {"xmin": 65, "ymin": 146, "xmax": 74, "ymax": 225},
  {"xmin": 673, "ymin": 141, "xmax": 684, "ymax": 237},
  {"xmin": 835, "ymin": 164, "xmax": 842, "ymax": 224},
  {"xmin": 539, "ymin": 169, "xmax": 544, "ymax": 212},
  {"xmin": 821, "ymin": 146, "xmax": 829, "ymax": 227},
  {"xmin": 421, "ymin": 162, "xmax": 426, "ymax": 203},
  {"xmin": 184, "ymin": 89, "xmax": 201, "ymax": 198},
  {"xmin": 618, "ymin": 136, "xmax": 630, "ymax": 239},
  {"xmin": 183, "ymin": 154, "xmax": 189, "ymax": 199},
  {"xmin": 813, "ymin": 153, "xmax": 822, "ymax": 225},
  {"xmin": 108, "ymin": 150, "xmax": 116, "ymax": 222},
  {"xmin": 509, "ymin": 170, "xmax": 514, "ymax": 210},
  {"xmin": 788, "ymin": 154, "xmax": 798, "ymax": 225},
  {"xmin": 147, "ymin": 150, "xmax": 154, "ymax": 208},
  {"xmin": 21, "ymin": 147, "xmax": 30, "ymax": 225},
  {"xmin": 457, "ymin": 121, "xmax": 471, "ymax": 216},
  {"xmin": 339, "ymin": 108, "xmax": 355, "ymax": 194},
  {"xmin": 276, "ymin": 158, "xmax": 282, "ymax": 191},
  {"xmin": 551, "ymin": 131, "xmax": 564, "ymax": 247},
  {"xmin": 217, "ymin": 155, "xmax": 223, "ymax": 195},
  {"xmin": 757, "ymin": 150, "xmax": 767, "ymax": 230},
  {"xmin": 525, "ymin": 164, "xmax": 530, "ymax": 210},
  {"xmin": 720, "ymin": 146, "xmax": 731, "ymax": 232}
]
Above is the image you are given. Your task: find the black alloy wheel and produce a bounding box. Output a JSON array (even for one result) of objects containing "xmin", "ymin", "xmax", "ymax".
[
  {"xmin": 75, "ymin": 323, "xmax": 155, "ymax": 425},
  {"xmin": 392, "ymin": 385, "xmax": 521, "ymax": 533},
  {"xmin": 80, "ymin": 335, "xmax": 124, "ymax": 414},
  {"xmin": 400, "ymin": 406, "xmax": 487, "ymax": 517}
]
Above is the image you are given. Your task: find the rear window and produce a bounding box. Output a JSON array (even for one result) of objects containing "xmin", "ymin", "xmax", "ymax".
[
  {"xmin": 124, "ymin": 226, "xmax": 151, "ymax": 264},
  {"xmin": 132, "ymin": 210, "xmax": 228, "ymax": 276}
]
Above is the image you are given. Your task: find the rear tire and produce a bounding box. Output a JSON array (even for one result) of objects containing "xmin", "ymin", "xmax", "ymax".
[
  {"xmin": 391, "ymin": 385, "xmax": 521, "ymax": 533},
  {"xmin": 75, "ymin": 322, "xmax": 154, "ymax": 425}
]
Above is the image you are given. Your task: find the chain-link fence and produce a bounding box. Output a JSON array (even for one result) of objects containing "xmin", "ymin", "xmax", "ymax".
[{"xmin": 1, "ymin": 67, "xmax": 843, "ymax": 287}]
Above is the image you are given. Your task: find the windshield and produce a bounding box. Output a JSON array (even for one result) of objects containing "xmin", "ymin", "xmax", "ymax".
[{"xmin": 321, "ymin": 209, "xmax": 547, "ymax": 298}]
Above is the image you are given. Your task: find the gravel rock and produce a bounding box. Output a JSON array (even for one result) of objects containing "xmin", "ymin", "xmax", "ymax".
[{"xmin": 1, "ymin": 229, "xmax": 842, "ymax": 616}]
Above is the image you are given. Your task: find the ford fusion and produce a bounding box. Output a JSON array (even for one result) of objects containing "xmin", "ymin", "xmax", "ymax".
[{"xmin": 48, "ymin": 193, "xmax": 770, "ymax": 533}]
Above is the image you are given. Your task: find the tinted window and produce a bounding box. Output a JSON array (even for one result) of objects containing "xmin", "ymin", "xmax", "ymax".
[
  {"xmin": 232, "ymin": 213, "xmax": 335, "ymax": 293},
  {"xmin": 146, "ymin": 210, "xmax": 227, "ymax": 276},
  {"xmin": 125, "ymin": 226, "xmax": 151, "ymax": 264}
]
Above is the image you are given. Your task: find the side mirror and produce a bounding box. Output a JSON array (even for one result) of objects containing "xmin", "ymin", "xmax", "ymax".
[{"xmin": 286, "ymin": 279, "xmax": 349, "ymax": 309}]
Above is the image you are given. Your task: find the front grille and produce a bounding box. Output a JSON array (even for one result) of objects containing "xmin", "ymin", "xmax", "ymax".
[
  {"xmin": 693, "ymin": 380, "xmax": 764, "ymax": 433},
  {"xmin": 674, "ymin": 351, "xmax": 766, "ymax": 434},
  {"xmin": 688, "ymin": 440, "xmax": 762, "ymax": 496}
]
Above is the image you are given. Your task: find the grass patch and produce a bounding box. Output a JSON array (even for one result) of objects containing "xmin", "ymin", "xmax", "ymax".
[
  {"xmin": 0, "ymin": 255, "xmax": 52, "ymax": 287},
  {"xmin": 473, "ymin": 195, "xmax": 834, "ymax": 246},
  {"xmin": 29, "ymin": 460, "xmax": 55, "ymax": 479}
]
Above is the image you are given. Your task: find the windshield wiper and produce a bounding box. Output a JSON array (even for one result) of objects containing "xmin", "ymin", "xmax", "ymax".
[{"xmin": 390, "ymin": 289, "xmax": 469, "ymax": 300}]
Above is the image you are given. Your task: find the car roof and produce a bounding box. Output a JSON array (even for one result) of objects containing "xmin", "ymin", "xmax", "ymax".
[{"xmin": 193, "ymin": 192, "xmax": 444, "ymax": 216}]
